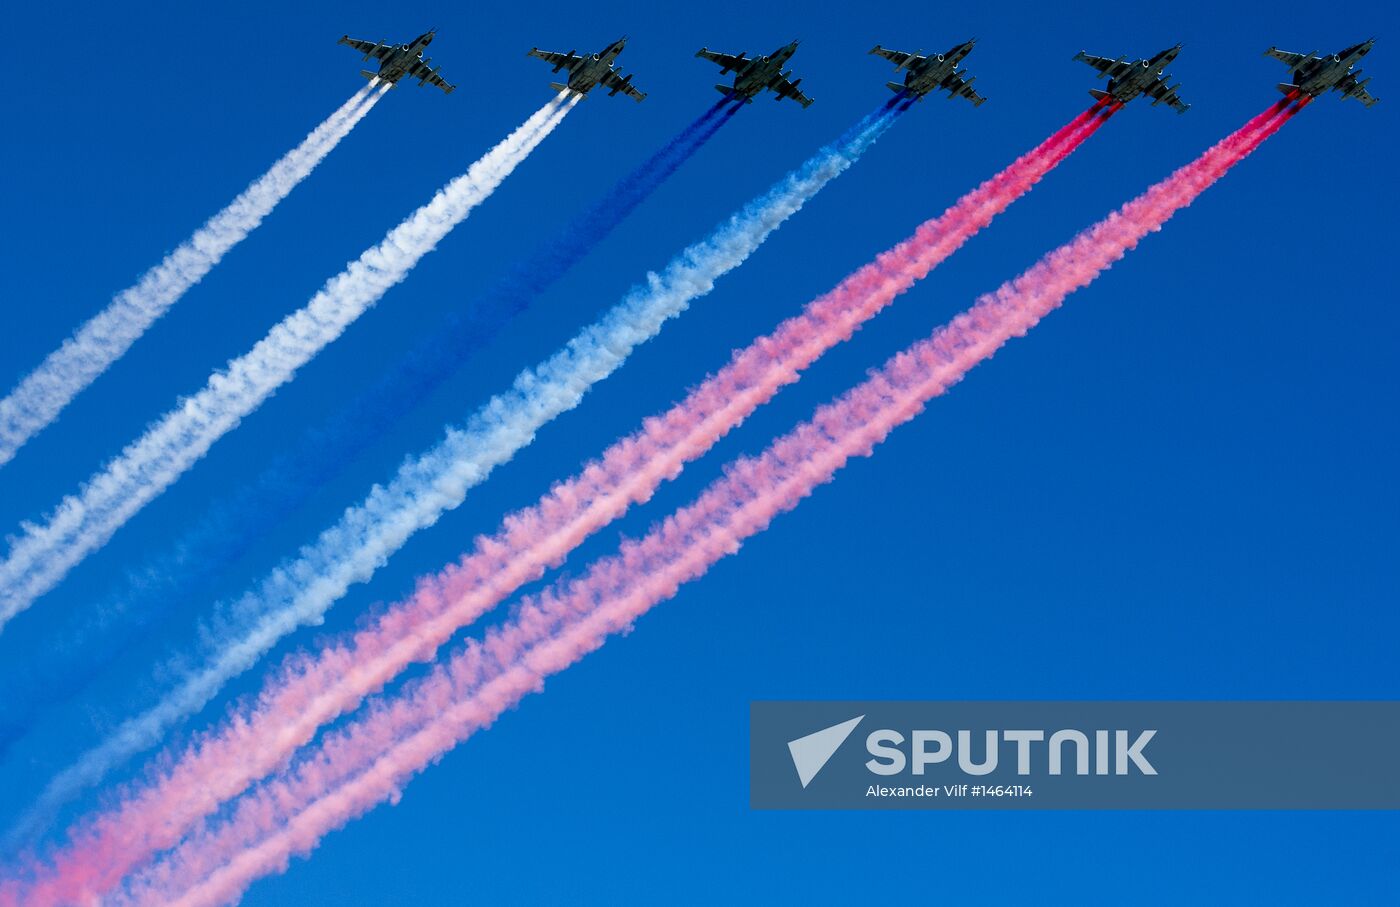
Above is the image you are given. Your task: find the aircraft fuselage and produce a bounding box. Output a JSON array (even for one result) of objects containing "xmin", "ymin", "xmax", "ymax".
[
  {"xmin": 902, "ymin": 43, "xmax": 975, "ymax": 96},
  {"xmin": 373, "ymin": 31, "xmax": 434, "ymax": 83},
  {"xmin": 1291, "ymin": 41, "xmax": 1372, "ymax": 97},
  {"xmin": 1106, "ymin": 46, "xmax": 1179, "ymax": 102},
  {"xmin": 730, "ymin": 43, "xmax": 799, "ymax": 98},
  {"xmin": 564, "ymin": 42, "xmax": 626, "ymax": 94}
]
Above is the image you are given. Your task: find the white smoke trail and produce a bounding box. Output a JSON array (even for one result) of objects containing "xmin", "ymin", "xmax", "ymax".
[
  {"xmin": 0, "ymin": 84, "xmax": 384, "ymax": 469},
  {"xmin": 8, "ymin": 105, "xmax": 902, "ymax": 842},
  {"xmin": 0, "ymin": 93, "xmax": 576, "ymax": 635}
]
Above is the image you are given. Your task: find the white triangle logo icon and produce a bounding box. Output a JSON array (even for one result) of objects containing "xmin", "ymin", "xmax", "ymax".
[{"xmin": 787, "ymin": 715, "xmax": 864, "ymax": 788}]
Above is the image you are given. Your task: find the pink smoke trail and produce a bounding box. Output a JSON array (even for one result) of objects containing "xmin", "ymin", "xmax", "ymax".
[
  {"xmin": 4, "ymin": 104, "xmax": 1114, "ymax": 907},
  {"xmin": 115, "ymin": 97, "xmax": 1305, "ymax": 907}
]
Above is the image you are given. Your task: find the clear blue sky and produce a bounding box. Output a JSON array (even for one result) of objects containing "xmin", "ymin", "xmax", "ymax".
[{"xmin": 1, "ymin": 0, "xmax": 1396, "ymax": 903}]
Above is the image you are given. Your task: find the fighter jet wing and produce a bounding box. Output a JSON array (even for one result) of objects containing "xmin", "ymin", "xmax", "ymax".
[
  {"xmin": 1264, "ymin": 47, "xmax": 1312, "ymax": 69},
  {"xmin": 696, "ymin": 48, "xmax": 748, "ymax": 72},
  {"xmin": 600, "ymin": 68, "xmax": 647, "ymax": 102},
  {"xmin": 408, "ymin": 60, "xmax": 456, "ymax": 95},
  {"xmin": 340, "ymin": 36, "xmax": 394, "ymax": 61},
  {"xmin": 1074, "ymin": 51, "xmax": 1131, "ymax": 78},
  {"xmin": 769, "ymin": 73, "xmax": 814, "ymax": 108},
  {"xmin": 528, "ymin": 48, "xmax": 583, "ymax": 70},
  {"xmin": 869, "ymin": 46, "xmax": 923, "ymax": 69},
  {"xmin": 1340, "ymin": 74, "xmax": 1380, "ymax": 107},
  {"xmin": 1145, "ymin": 78, "xmax": 1190, "ymax": 113},
  {"xmin": 946, "ymin": 73, "xmax": 987, "ymax": 107}
]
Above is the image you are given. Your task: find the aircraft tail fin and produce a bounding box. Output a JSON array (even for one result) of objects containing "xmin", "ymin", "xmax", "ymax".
[
  {"xmin": 549, "ymin": 81, "xmax": 576, "ymax": 96},
  {"xmin": 1276, "ymin": 82, "xmax": 1298, "ymax": 95},
  {"xmin": 1088, "ymin": 88, "xmax": 1111, "ymax": 101},
  {"xmin": 359, "ymin": 70, "xmax": 379, "ymax": 82},
  {"xmin": 885, "ymin": 81, "xmax": 906, "ymax": 94},
  {"xmin": 715, "ymin": 84, "xmax": 735, "ymax": 97}
]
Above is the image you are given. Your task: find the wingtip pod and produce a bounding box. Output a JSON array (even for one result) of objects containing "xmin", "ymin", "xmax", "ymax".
[
  {"xmin": 869, "ymin": 44, "xmax": 882, "ymax": 55},
  {"xmin": 696, "ymin": 46, "xmax": 707, "ymax": 58}
]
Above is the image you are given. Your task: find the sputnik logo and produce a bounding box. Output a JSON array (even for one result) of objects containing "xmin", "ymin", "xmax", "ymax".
[{"xmin": 787, "ymin": 715, "xmax": 864, "ymax": 788}]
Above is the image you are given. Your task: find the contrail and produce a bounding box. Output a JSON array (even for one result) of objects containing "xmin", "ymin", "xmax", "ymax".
[
  {"xmin": 0, "ymin": 100, "xmax": 907, "ymax": 905},
  {"xmin": 0, "ymin": 93, "xmax": 577, "ymax": 633},
  {"xmin": 0, "ymin": 84, "xmax": 384, "ymax": 469},
  {"xmin": 105, "ymin": 98, "xmax": 1304, "ymax": 907},
  {"xmin": 0, "ymin": 100, "xmax": 742, "ymax": 752},
  {"xmin": 9, "ymin": 100, "xmax": 1109, "ymax": 901}
]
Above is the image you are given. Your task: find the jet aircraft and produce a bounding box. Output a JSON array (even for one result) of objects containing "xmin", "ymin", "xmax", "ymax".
[
  {"xmin": 527, "ymin": 37, "xmax": 647, "ymax": 101},
  {"xmin": 1264, "ymin": 39, "xmax": 1379, "ymax": 107},
  {"xmin": 696, "ymin": 41, "xmax": 814, "ymax": 107},
  {"xmin": 868, "ymin": 40, "xmax": 986, "ymax": 105},
  {"xmin": 1072, "ymin": 45, "xmax": 1189, "ymax": 113},
  {"xmin": 338, "ymin": 28, "xmax": 455, "ymax": 94}
]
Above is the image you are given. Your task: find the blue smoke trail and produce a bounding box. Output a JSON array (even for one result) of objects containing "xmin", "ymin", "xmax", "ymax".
[{"xmin": 0, "ymin": 100, "xmax": 742, "ymax": 752}]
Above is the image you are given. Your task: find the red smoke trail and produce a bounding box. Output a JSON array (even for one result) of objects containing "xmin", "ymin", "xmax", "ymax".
[
  {"xmin": 7, "ymin": 105, "xmax": 1112, "ymax": 907},
  {"xmin": 112, "ymin": 98, "xmax": 1305, "ymax": 907}
]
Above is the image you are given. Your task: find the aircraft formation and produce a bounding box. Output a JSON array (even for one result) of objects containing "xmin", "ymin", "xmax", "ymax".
[
  {"xmin": 0, "ymin": 18, "xmax": 1385, "ymax": 907},
  {"xmin": 336, "ymin": 30, "xmax": 1381, "ymax": 111}
]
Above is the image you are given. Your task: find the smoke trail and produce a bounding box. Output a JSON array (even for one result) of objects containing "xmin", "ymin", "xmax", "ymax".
[
  {"xmin": 0, "ymin": 85, "xmax": 384, "ymax": 470},
  {"xmin": 0, "ymin": 100, "xmax": 742, "ymax": 752},
  {"xmin": 10, "ymin": 100, "xmax": 1110, "ymax": 900},
  {"xmin": 0, "ymin": 100, "xmax": 906, "ymax": 905},
  {"xmin": 107, "ymin": 99, "xmax": 1303, "ymax": 907},
  {"xmin": 0, "ymin": 94, "xmax": 577, "ymax": 633}
]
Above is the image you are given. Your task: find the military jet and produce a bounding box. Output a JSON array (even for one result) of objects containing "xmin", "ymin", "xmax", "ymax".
[
  {"xmin": 868, "ymin": 39, "xmax": 986, "ymax": 106},
  {"xmin": 526, "ymin": 37, "xmax": 647, "ymax": 101},
  {"xmin": 337, "ymin": 28, "xmax": 455, "ymax": 94},
  {"xmin": 696, "ymin": 41, "xmax": 814, "ymax": 107},
  {"xmin": 1072, "ymin": 45, "xmax": 1189, "ymax": 113},
  {"xmin": 1264, "ymin": 39, "xmax": 1379, "ymax": 107}
]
